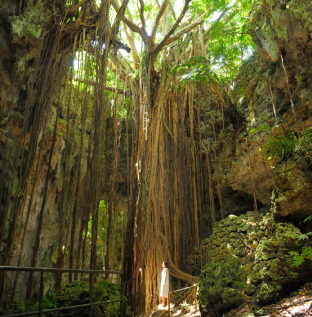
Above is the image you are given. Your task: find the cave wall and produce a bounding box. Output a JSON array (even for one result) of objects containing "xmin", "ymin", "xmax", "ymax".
[{"xmin": 210, "ymin": 0, "xmax": 312, "ymax": 221}]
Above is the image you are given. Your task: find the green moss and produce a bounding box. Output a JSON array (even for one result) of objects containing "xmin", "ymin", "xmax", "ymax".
[
  {"xmin": 12, "ymin": 177, "xmax": 19, "ymax": 196},
  {"xmin": 198, "ymin": 255, "xmax": 246, "ymax": 313}
]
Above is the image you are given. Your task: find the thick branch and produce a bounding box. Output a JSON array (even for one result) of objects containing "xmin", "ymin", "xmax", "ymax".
[
  {"xmin": 123, "ymin": 22, "xmax": 140, "ymax": 69},
  {"xmin": 153, "ymin": 0, "xmax": 191, "ymax": 58},
  {"xmin": 124, "ymin": 17, "xmax": 149, "ymax": 43},
  {"xmin": 151, "ymin": 0, "xmax": 169, "ymax": 43},
  {"xmin": 163, "ymin": 12, "xmax": 206, "ymax": 47},
  {"xmin": 138, "ymin": 0, "xmax": 146, "ymax": 30},
  {"xmin": 73, "ymin": 77, "xmax": 131, "ymax": 96},
  {"xmin": 111, "ymin": 0, "xmax": 149, "ymax": 43},
  {"xmin": 111, "ymin": 0, "xmax": 130, "ymax": 37}
]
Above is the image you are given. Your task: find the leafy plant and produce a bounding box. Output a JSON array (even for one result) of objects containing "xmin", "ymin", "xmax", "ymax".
[
  {"xmin": 300, "ymin": 215, "xmax": 312, "ymax": 224},
  {"xmin": 289, "ymin": 247, "xmax": 312, "ymax": 267},
  {"xmin": 264, "ymin": 132, "xmax": 299, "ymax": 160},
  {"xmin": 230, "ymin": 281, "xmax": 247, "ymax": 288},
  {"xmin": 264, "ymin": 130, "xmax": 312, "ymax": 162},
  {"xmin": 170, "ymin": 56, "xmax": 215, "ymax": 87},
  {"xmin": 289, "ymin": 215, "xmax": 312, "ymax": 266},
  {"xmin": 298, "ymin": 233, "xmax": 312, "ymax": 241},
  {"xmin": 8, "ymin": 280, "xmax": 129, "ymax": 317}
]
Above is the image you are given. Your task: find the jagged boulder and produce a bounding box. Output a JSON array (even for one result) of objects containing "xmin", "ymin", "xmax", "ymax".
[
  {"xmin": 198, "ymin": 254, "xmax": 246, "ymax": 316},
  {"xmin": 273, "ymin": 159, "xmax": 312, "ymax": 219},
  {"xmin": 246, "ymin": 222, "xmax": 307, "ymax": 302},
  {"xmin": 197, "ymin": 212, "xmax": 312, "ymax": 315}
]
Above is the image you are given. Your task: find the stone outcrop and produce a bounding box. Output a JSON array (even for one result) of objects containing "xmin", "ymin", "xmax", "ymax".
[
  {"xmin": 198, "ymin": 254, "xmax": 246, "ymax": 317},
  {"xmin": 197, "ymin": 212, "xmax": 312, "ymax": 316},
  {"xmin": 273, "ymin": 158, "xmax": 312, "ymax": 218}
]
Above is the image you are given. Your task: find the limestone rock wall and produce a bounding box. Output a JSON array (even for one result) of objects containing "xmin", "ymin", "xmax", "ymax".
[
  {"xmin": 197, "ymin": 211, "xmax": 312, "ymax": 316},
  {"xmin": 206, "ymin": 0, "xmax": 312, "ymax": 221}
]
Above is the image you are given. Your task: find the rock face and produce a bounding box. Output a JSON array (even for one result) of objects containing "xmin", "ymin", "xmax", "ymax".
[
  {"xmin": 273, "ymin": 159, "xmax": 312, "ymax": 218},
  {"xmin": 197, "ymin": 212, "xmax": 312, "ymax": 316},
  {"xmin": 208, "ymin": 0, "xmax": 312, "ymax": 221},
  {"xmin": 198, "ymin": 254, "xmax": 246, "ymax": 317}
]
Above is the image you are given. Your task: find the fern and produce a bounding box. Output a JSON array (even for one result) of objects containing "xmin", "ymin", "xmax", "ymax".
[
  {"xmin": 264, "ymin": 129, "xmax": 312, "ymax": 162},
  {"xmin": 290, "ymin": 247, "xmax": 312, "ymax": 267},
  {"xmin": 264, "ymin": 132, "xmax": 299, "ymax": 160},
  {"xmin": 300, "ymin": 215, "xmax": 312, "ymax": 224},
  {"xmin": 298, "ymin": 233, "xmax": 312, "ymax": 241},
  {"xmin": 301, "ymin": 247, "xmax": 312, "ymax": 260}
]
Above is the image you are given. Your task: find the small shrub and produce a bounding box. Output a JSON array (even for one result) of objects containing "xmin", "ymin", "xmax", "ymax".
[
  {"xmin": 289, "ymin": 215, "xmax": 312, "ymax": 267},
  {"xmin": 264, "ymin": 130, "xmax": 312, "ymax": 162},
  {"xmin": 289, "ymin": 247, "xmax": 312, "ymax": 267},
  {"xmin": 264, "ymin": 132, "xmax": 299, "ymax": 160},
  {"xmin": 7, "ymin": 280, "xmax": 129, "ymax": 317}
]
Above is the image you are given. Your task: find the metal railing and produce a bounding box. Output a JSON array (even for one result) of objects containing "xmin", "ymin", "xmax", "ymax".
[
  {"xmin": 0, "ymin": 266, "xmax": 137, "ymax": 317},
  {"xmin": 168, "ymin": 284, "xmax": 198, "ymax": 317},
  {"xmin": 123, "ymin": 277, "xmax": 137, "ymax": 317}
]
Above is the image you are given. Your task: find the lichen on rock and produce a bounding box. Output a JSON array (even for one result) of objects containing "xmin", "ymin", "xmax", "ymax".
[
  {"xmin": 198, "ymin": 254, "xmax": 246, "ymax": 316},
  {"xmin": 197, "ymin": 211, "xmax": 312, "ymax": 315}
]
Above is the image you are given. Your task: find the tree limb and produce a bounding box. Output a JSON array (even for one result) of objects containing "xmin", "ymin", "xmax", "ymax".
[
  {"xmin": 163, "ymin": 12, "xmax": 206, "ymax": 47},
  {"xmin": 151, "ymin": 0, "xmax": 169, "ymax": 43},
  {"xmin": 169, "ymin": 1, "xmax": 176, "ymax": 20},
  {"xmin": 138, "ymin": 0, "xmax": 146, "ymax": 30},
  {"xmin": 124, "ymin": 17, "xmax": 149, "ymax": 43},
  {"xmin": 153, "ymin": 0, "xmax": 191, "ymax": 58},
  {"xmin": 111, "ymin": 0, "xmax": 130, "ymax": 37},
  {"xmin": 123, "ymin": 22, "xmax": 140, "ymax": 69},
  {"xmin": 111, "ymin": 0, "xmax": 149, "ymax": 43}
]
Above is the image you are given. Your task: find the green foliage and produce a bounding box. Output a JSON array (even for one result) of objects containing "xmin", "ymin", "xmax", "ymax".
[
  {"xmin": 289, "ymin": 247, "xmax": 312, "ymax": 267},
  {"xmin": 190, "ymin": 0, "xmax": 255, "ymax": 84},
  {"xmin": 289, "ymin": 214, "xmax": 312, "ymax": 267},
  {"xmin": 298, "ymin": 233, "xmax": 312, "ymax": 241},
  {"xmin": 230, "ymin": 281, "xmax": 247, "ymax": 288},
  {"xmin": 300, "ymin": 215, "xmax": 312, "ymax": 224},
  {"xmin": 171, "ymin": 56, "xmax": 213, "ymax": 87},
  {"xmin": 7, "ymin": 297, "xmax": 56, "ymax": 316},
  {"xmin": 8, "ymin": 280, "xmax": 129, "ymax": 317},
  {"xmin": 264, "ymin": 132, "xmax": 299, "ymax": 160},
  {"xmin": 248, "ymin": 125, "xmax": 270, "ymax": 135},
  {"xmin": 264, "ymin": 129, "xmax": 312, "ymax": 162}
]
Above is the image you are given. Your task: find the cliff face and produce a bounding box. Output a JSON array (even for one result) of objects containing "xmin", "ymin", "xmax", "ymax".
[
  {"xmin": 0, "ymin": 0, "xmax": 127, "ymax": 299},
  {"xmin": 211, "ymin": 0, "xmax": 312, "ymax": 220}
]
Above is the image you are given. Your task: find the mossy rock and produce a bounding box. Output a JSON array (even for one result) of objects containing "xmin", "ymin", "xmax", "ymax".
[
  {"xmin": 255, "ymin": 223, "xmax": 301, "ymax": 261},
  {"xmin": 198, "ymin": 255, "xmax": 246, "ymax": 316}
]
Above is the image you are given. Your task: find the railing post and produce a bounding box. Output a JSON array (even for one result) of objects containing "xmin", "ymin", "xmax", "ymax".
[
  {"xmin": 38, "ymin": 271, "xmax": 44, "ymax": 317},
  {"xmin": 168, "ymin": 292, "xmax": 170, "ymax": 317},
  {"xmin": 133, "ymin": 278, "xmax": 137, "ymax": 317},
  {"xmin": 194, "ymin": 285, "xmax": 198, "ymax": 312},
  {"xmin": 89, "ymin": 272, "xmax": 94, "ymax": 317},
  {"xmin": 120, "ymin": 273, "xmax": 124, "ymax": 317}
]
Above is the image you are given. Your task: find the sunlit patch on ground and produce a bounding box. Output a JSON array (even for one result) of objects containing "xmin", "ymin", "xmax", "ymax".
[
  {"xmin": 266, "ymin": 299, "xmax": 312, "ymax": 316},
  {"xmin": 226, "ymin": 284, "xmax": 312, "ymax": 317},
  {"xmin": 147, "ymin": 302, "xmax": 200, "ymax": 317}
]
